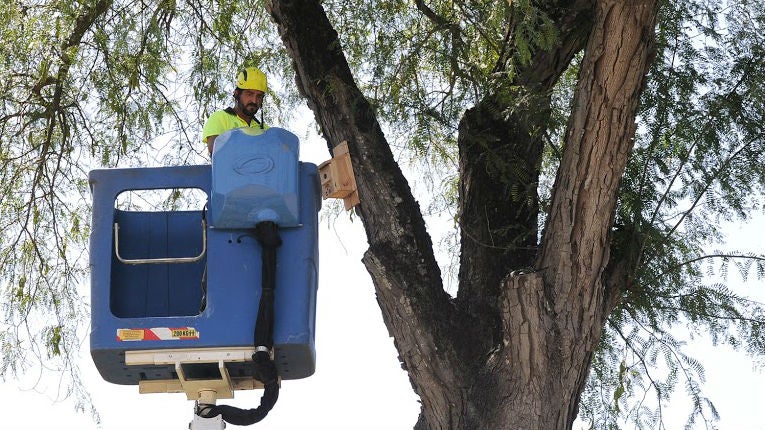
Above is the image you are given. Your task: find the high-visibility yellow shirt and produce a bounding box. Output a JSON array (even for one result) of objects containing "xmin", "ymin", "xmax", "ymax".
[{"xmin": 201, "ymin": 109, "xmax": 267, "ymax": 144}]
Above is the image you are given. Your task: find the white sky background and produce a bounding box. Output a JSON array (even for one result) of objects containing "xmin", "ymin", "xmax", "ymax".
[{"xmin": 2, "ymin": 127, "xmax": 764, "ymax": 429}]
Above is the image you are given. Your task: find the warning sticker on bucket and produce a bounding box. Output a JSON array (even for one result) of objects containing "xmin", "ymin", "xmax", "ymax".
[{"xmin": 117, "ymin": 327, "xmax": 200, "ymax": 341}]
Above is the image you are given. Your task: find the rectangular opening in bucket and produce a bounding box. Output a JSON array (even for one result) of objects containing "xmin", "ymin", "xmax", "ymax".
[{"xmin": 109, "ymin": 188, "xmax": 208, "ymax": 318}]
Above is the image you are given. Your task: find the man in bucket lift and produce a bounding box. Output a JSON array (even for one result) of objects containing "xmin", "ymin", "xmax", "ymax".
[
  {"xmin": 193, "ymin": 66, "xmax": 282, "ymax": 429},
  {"xmin": 202, "ymin": 66, "xmax": 269, "ymax": 156}
]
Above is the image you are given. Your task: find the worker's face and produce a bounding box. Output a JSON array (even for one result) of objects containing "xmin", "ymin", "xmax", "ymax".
[{"xmin": 236, "ymin": 89, "xmax": 265, "ymax": 117}]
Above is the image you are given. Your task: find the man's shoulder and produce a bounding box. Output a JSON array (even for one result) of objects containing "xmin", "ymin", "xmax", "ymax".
[
  {"xmin": 204, "ymin": 109, "xmax": 239, "ymax": 130},
  {"xmin": 202, "ymin": 109, "xmax": 240, "ymax": 142},
  {"xmin": 208, "ymin": 109, "xmax": 236, "ymax": 120}
]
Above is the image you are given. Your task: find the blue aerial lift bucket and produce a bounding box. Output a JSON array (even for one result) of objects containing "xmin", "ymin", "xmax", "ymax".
[{"xmin": 89, "ymin": 128, "xmax": 320, "ymax": 398}]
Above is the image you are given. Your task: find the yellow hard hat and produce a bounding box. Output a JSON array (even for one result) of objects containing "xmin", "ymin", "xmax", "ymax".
[{"xmin": 236, "ymin": 66, "xmax": 267, "ymax": 92}]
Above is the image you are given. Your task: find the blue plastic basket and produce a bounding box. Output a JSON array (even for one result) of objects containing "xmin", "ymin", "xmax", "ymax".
[{"xmin": 89, "ymin": 157, "xmax": 320, "ymax": 386}]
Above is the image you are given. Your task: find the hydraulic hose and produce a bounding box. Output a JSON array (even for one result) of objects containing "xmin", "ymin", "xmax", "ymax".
[{"xmin": 197, "ymin": 221, "xmax": 282, "ymax": 426}]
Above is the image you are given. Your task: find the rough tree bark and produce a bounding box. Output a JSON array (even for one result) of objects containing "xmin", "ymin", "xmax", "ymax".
[{"xmin": 268, "ymin": 0, "xmax": 658, "ymax": 428}]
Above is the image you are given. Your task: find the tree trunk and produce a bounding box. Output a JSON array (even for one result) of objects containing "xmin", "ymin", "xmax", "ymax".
[
  {"xmin": 269, "ymin": 2, "xmax": 468, "ymax": 426},
  {"xmin": 268, "ymin": 0, "xmax": 658, "ymax": 428}
]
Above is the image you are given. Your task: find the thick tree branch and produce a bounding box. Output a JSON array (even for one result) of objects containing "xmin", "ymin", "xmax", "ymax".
[
  {"xmin": 532, "ymin": 0, "xmax": 660, "ymax": 426},
  {"xmin": 267, "ymin": 2, "xmax": 466, "ymax": 425},
  {"xmin": 539, "ymin": 0, "xmax": 659, "ymax": 311}
]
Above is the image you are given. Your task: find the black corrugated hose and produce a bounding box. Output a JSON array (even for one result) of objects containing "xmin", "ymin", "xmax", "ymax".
[{"xmin": 197, "ymin": 221, "xmax": 282, "ymax": 426}]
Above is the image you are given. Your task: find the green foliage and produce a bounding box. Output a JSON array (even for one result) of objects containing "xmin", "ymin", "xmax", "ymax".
[{"xmin": 578, "ymin": 0, "xmax": 765, "ymax": 427}]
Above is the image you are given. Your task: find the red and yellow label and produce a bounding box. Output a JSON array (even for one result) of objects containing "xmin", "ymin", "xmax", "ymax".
[{"xmin": 117, "ymin": 327, "xmax": 199, "ymax": 341}]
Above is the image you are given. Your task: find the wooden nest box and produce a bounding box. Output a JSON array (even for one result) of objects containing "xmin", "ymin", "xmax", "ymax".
[{"xmin": 318, "ymin": 141, "xmax": 359, "ymax": 210}]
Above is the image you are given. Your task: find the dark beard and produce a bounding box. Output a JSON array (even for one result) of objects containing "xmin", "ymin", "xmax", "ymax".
[{"xmin": 243, "ymin": 103, "xmax": 259, "ymax": 117}]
